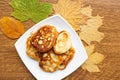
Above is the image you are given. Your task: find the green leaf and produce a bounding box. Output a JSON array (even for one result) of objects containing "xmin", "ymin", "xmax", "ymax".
[{"xmin": 10, "ymin": 0, "xmax": 53, "ymax": 23}]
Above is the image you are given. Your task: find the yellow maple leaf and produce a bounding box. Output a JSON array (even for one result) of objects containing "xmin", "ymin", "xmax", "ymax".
[
  {"xmin": 80, "ymin": 5, "xmax": 92, "ymax": 17},
  {"xmin": 85, "ymin": 44, "xmax": 95, "ymax": 56},
  {"xmin": 79, "ymin": 15, "xmax": 104, "ymax": 45},
  {"xmin": 82, "ymin": 52, "xmax": 104, "ymax": 72},
  {"xmin": 85, "ymin": 52, "xmax": 105, "ymax": 64},
  {"xmin": 53, "ymin": 0, "xmax": 87, "ymax": 30},
  {"xmin": 82, "ymin": 63, "xmax": 100, "ymax": 72},
  {"xmin": 87, "ymin": 15, "xmax": 103, "ymax": 29}
]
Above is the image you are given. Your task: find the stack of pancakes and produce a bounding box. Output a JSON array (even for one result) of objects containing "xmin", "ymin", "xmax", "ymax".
[{"xmin": 26, "ymin": 25, "xmax": 75, "ymax": 72}]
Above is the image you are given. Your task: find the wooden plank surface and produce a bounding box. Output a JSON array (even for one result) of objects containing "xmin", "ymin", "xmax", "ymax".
[{"xmin": 0, "ymin": 0, "xmax": 120, "ymax": 80}]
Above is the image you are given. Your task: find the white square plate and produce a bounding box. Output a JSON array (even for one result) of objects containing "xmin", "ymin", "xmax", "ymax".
[{"xmin": 15, "ymin": 14, "xmax": 88, "ymax": 80}]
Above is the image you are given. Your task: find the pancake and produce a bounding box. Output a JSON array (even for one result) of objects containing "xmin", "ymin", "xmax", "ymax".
[
  {"xmin": 26, "ymin": 36, "xmax": 40, "ymax": 60},
  {"xmin": 31, "ymin": 25, "xmax": 58, "ymax": 52},
  {"xmin": 59, "ymin": 47, "xmax": 75, "ymax": 70},
  {"xmin": 26, "ymin": 25, "xmax": 75, "ymax": 72},
  {"xmin": 39, "ymin": 50, "xmax": 63, "ymax": 72},
  {"xmin": 54, "ymin": 31, "xmax": 72, "ymax": 54},
  {"xmin": 39, "ymin": 47, "xmax": 75, "ymax": 72}
]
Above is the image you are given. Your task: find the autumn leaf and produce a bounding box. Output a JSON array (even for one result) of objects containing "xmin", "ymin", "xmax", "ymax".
[
  {"xmin": 79, "ymin": 15, "xmax": 104, "ymax": 45},
  {"xmin": 85, "ymin": 44, "xmax": 95, "ymax": 56},
  {"xmin": 53, "ymin": 0, "xmax": 88, "ymax": 30},
  {"xmin": 82, "ymin": 63, "xmax": 100, "ymax": 72},
  {"xmin": 81, "ymin": 52, "xmax": 104, "ymax": 72},
  {"xmin": 85, "ymin": 52, "xmax": 105, "ymax": 64},
  {"xmin": 80, "ymin": 6, "xmax": 92, "ymax": 18},
  {"xmin": 0, "ymin": 17, "xmax": 24, "ymax": 39},
  {"xmin": 79, "ymin": 7, "xmax": 105, "ymax": 72},
  {"xmin": 10, "ymin": 0, "xmax": 53, "ymax": 23}
]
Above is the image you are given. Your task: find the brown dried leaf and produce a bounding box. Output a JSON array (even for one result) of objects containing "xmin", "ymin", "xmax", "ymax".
[{"xmin": 0, "ymin": 17, "xmax": 24, "ymax": 39}]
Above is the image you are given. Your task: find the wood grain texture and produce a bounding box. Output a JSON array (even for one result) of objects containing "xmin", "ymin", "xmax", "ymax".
[{"xmin": 0, "ymin": 0, "xmax": 120, "ymax": 80}]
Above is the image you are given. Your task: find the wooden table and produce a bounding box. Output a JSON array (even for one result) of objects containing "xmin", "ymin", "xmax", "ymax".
[{"xmin": 0, "ymin": 0, "xmax": 120, "ymax": 80}]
